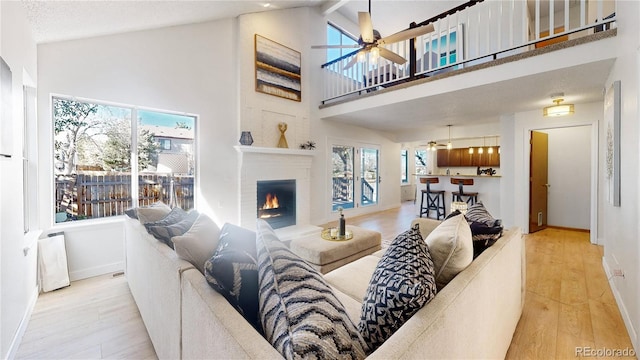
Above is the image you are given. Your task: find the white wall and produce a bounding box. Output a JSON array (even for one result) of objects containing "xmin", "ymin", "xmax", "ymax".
[
  {"xmin": 511, "ymin": 101, "xmax": 601, "ymax": 238},
  {"xmin": 235, "ymin": 7, "xmax": 403, "ymax": 226},
  {"xmin": 237, "ymin": 8, "xmax": 312, "ymax": 149},
  {"xmin": 37, "ymin": 19, "xmax": 238, "ymax": 279},
  {"xmin": 540, "ymin": 126, "xmax": 591, "ymax": 230},
  {"xmin": 601, "ymin": 0, "xmax": 640, "ymax": 352},
  {"xmin": 0, "ymin": 2, "xmax": 39, "ymax": 358}
]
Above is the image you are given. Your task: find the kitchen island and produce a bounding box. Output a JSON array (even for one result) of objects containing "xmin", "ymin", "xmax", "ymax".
[{"xmin": 414, "ymin": 174, "xmax": 501, "ymax": 219}]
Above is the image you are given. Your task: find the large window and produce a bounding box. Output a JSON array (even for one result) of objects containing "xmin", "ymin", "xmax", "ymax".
[
  {"xmin": 326, "ymin": 23, "xmax": 358, "ymax": 62},
  {"xmin": 53, "ymin": 96, "xmax": 196, "ymax": 223}
]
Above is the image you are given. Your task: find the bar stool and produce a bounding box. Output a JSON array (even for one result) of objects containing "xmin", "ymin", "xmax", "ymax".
[
  {"xmin": 419, "ymin": 177, "xmax": 446, "ymax": 220},
  {"xmin": 451, "ymin": 178, "xmax": 478, "ymax": 205}
]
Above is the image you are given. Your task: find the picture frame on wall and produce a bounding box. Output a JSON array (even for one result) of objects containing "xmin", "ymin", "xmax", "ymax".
[
  {"xmin": 255, "ymin": 34, "xmax": 301, "ymax": 102},
  {"xmin": 604, "ymin": 80, "xmax": 621, "ymax": 207}
]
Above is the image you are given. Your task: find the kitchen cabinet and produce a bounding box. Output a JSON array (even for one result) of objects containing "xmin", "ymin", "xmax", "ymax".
[{"xmin": 437, "ymin": 147, "xmax": 500, "ymax": 167}]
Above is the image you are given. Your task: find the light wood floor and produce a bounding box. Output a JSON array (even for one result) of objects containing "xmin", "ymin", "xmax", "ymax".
[{"xmin": 16, "ymin": 202, "xmax": 635, "ymax": 359}]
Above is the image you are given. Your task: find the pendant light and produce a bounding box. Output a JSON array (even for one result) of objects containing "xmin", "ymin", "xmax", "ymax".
[
  {"xmin": 478, "ymin": 137, "xmax": 484, "ymax": 154},
  {"xmin": 488, "ymin": 136, "xmax": 494, "ymax": 154},
  {"xmin": 447, "ymin": 125, "xmax": 453, "ymax": 150}
]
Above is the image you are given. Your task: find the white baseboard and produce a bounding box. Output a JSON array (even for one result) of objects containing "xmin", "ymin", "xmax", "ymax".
[
  {"xmin": 602, "ymin": 257, "xmax": 639, "ymax": 354},
  {"xmin": 6, "ymin": 285, "xmax": 39, "ymax": 360},
  {"xmin": 69, "ymin": 261, "xmax": 124, "ymax": 281}
]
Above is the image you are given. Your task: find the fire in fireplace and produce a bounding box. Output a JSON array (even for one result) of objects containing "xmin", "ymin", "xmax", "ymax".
[{"xmin": 257, "ymin": 180, "xmax": 296, "ymax": 229}]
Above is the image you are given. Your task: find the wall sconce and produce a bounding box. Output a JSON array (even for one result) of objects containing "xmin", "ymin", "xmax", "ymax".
[{"xmin": 543, "ymin": 94, "xmax": 574, "ymax": 117}]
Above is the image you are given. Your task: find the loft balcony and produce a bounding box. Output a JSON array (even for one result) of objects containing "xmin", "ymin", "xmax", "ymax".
[{"xmin": 318, "ymin": 0, "xmax": 617, "ymax": 130}]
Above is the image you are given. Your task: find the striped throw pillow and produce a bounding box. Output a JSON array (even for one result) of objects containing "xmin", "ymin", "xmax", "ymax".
[{"xmin": 256, "ymin": 219, "xmax": 368, "ymax": 360}]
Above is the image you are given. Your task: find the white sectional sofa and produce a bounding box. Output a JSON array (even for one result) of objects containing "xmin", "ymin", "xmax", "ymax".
[{"xmin": 125, "ymin": 216, "xmax": 524, "ymax": 359}]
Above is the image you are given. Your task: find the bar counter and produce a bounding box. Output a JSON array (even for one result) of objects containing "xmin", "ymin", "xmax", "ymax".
[{"xmin": 414, "ymin": 174, "xmax": 501, "ymax": 219}]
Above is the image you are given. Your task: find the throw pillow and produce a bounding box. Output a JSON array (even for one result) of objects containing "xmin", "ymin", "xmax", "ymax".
[
  {"xmin": 465, "ymin": 201, "xmax": 501, "ymax": 227},
  {"xmin": 425, "ymin": 213, "xmax": 473, "ymax": 290},
  {"xmin": 135, "ymin": 202, "xmax": 171, "ymax": 223},
  {"xmin": 464, "ymin": 202, "xmax": 504, "ymax": 258},
  {"xmin": 469, "ymin": 221, "xmax": 504, "ymax": 258},
  {"xmin": 172, "ymin": 213, "xmax": 221, "ymax": 274},
  {"xmin": 204, "ymin": 223, "xmax": 261, "ymax": 333},
  {"xmin": 359, "ymin": 223, "xmax": 437, "ymax": 351},
  {"xmin": 145, "ymin": 208, "xmax": 197, "ymax": 248},
  {"xmin": 256, "ymin": 219, "xmax": 368, "ymax": 360}
]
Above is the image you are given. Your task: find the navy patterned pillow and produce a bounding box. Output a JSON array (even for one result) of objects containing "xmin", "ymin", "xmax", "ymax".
[
  {"xmin": 204, "ymin": 223, "xmax": 261, "ymax": 334},
  {"xmin": 146, "ymin": 209, "xmax": 197, "ymax": 248},
  {"xmin": 359, "ymin": 223, "xmax": 437, "ymax": 351},
  {"xmin": 464, "ymin": 202, "xmax": 503, "ymax": 257},
  {"xmin": 256, "ymin": 219, "xmax": 368, "ymax": 360}
]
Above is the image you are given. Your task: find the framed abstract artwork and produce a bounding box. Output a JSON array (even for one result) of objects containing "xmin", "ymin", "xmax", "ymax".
[{"xmin": 255, "ymin": 35, "xmax": 301, "ymax": 102}]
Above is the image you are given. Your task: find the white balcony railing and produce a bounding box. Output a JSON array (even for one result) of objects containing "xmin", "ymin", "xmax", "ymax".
[{"xmin": 321, "ymin": 0, "xmax": 616, "ymax": 104}]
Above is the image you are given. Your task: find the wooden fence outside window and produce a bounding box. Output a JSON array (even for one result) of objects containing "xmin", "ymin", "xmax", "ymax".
[{"xmin": 55, "ymin": 173, "xmax": 194, "ymax": 221}]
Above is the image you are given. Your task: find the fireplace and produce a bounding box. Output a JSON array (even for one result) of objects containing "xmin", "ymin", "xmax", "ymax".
[{"xmin": 257, "ymin": 180, "xmax": 296, "ymax": 229}]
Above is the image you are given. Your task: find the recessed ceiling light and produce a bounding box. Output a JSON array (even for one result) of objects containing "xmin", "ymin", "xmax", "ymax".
[{"xmin": 263, "ymin": 3, "xmax": 271, "ymax": 7}]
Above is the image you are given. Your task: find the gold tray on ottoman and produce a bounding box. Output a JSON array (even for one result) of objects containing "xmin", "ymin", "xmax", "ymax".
[{"xmin": 321, "ymin": 228, "xmax": 353, "ymax": 241}]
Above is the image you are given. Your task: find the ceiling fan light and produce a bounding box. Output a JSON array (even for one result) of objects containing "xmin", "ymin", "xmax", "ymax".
[
  {"xmin": 370, "ymin": 47, "xmax": 380, "ymax": 61},
  {"xmin": 357, "ymin": 51, "xmax": 366, "ymax": 62}
]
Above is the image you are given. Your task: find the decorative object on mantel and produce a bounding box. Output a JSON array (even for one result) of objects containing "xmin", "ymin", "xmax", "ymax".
[
  {"xmin": 299, "ymin": 141, "xmax": 316, "ymax": 150},
  {"xmin": 476, "ymin": 167, "xmax": 496, "ymax": 176},
  {"xmin": 239, "ymin": 131, "xmax": 254, "ymax": 146},
  {"xmin": 255, "ymin": 34, "xmax": 301, "ymax": 102},
  {"xmin": 277, "ymin": 122, "xmax": 288, "ymax": 148}
]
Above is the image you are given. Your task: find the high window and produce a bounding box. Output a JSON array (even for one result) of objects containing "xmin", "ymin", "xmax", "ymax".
[
  {"xmin": 326, "ymin": 23, "xmax": 358, "ymax": 62},
  {"xmin": 52, "ymin": 96, "xmax": 196, "ymax": 223}
]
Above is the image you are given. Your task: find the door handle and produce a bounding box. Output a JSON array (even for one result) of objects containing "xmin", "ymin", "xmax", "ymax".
[{"xmin": 544, "ymin": 184, "xmax": 551, "ymax": 188}]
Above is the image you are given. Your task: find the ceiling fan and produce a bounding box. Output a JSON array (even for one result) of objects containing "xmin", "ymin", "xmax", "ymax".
[
  {"xmin": 422, "ymin": 141, "xmax": 448, "ymax": 151},
  {"xmin": 421, "ymin": 126, "xmax": 454, "ymax": 151},
  {"xmin": 313, "ymin": 0, "xmax": 435, "ymax": 69}
]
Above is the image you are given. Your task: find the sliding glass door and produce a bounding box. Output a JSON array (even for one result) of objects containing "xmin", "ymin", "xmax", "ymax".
[
  {"xmin": 331, "ymin": 143, "xmax": 380, "ymax": 212},
  {"xmin": 332, "ymin": 145, "xmax": 355, "ymax": 210},
  {"xmin": 360, "ymin": 147, "xmax": 379, "ymax": 207}
]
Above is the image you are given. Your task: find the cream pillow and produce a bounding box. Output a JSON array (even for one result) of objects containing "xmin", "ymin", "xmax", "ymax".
[
  {"xmin": 136, "ymin": 202, "xmax": 172, "ymax": 224},
  {"xmin": 171, "ymin": 213, "xmax": 221, "ymax": 274},
  {"xmin": 425, "ymin": 213, "xmax": 473, "ymax": 289}
]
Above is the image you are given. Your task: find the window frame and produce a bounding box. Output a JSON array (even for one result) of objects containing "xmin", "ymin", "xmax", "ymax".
[
  {"xmin": 401, "ymin": 149, "xmax": 409, "ymax": 183},
  {"xmin": 50, "ymin": 94, "xmax": 198, "ymax": 225},
  {"xmin": 326, "ymin": 22, "xmax": 358, "ymax": 62}
]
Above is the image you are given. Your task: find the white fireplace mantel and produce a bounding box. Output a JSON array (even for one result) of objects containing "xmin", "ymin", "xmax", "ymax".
[
  {"xmin": 237, "ymin": 145, "xmax": 314, "ymax": 231},
  {"xmin": 234, "ymin": 145, "xmax": 315, "ymax": 156}
]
